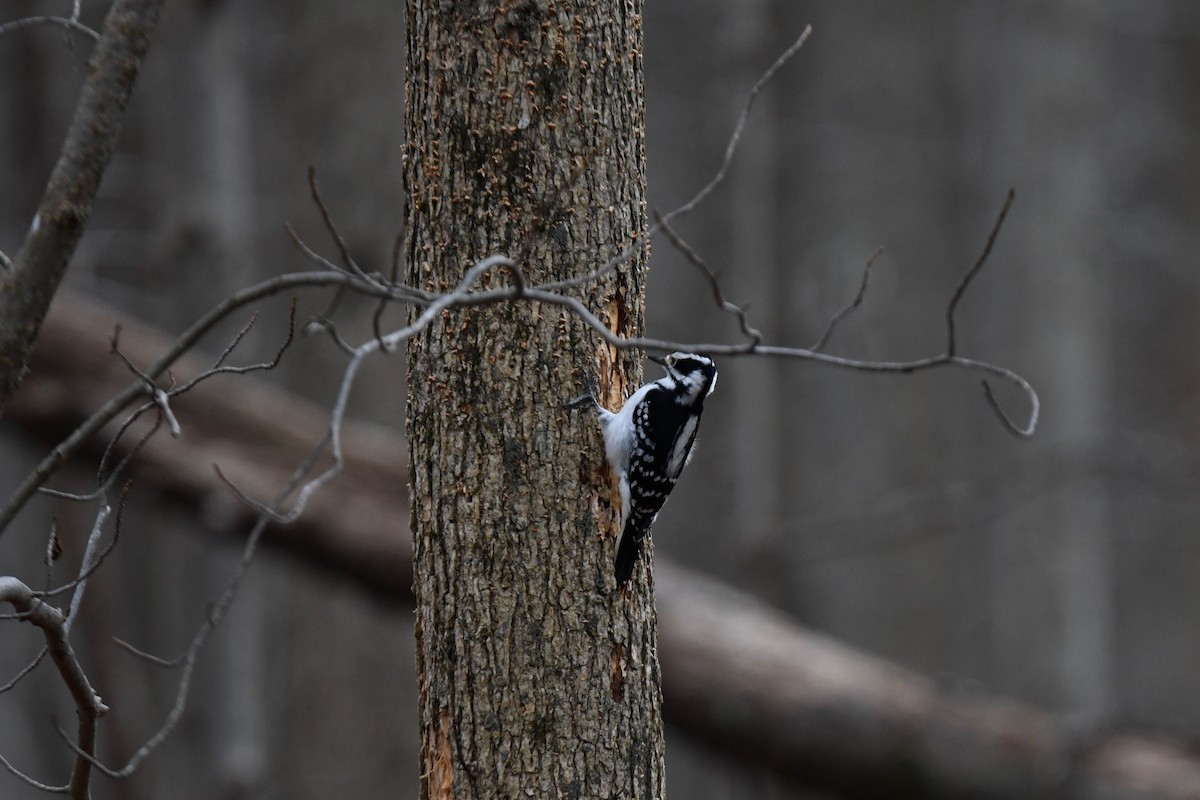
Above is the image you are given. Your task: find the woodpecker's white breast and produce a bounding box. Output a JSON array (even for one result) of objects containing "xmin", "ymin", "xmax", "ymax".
[{"xmin": 599, "ymin": 381, "xmax": 660, "ymax": 475}]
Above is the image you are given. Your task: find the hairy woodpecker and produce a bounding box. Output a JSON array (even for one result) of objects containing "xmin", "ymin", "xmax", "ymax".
[{"xmin": 571, "ymin": 352, "xmax": 718, "ymax": 585}]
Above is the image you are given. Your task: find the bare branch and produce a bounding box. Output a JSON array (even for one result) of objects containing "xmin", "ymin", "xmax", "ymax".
[
  {"xmin": 0, "ymin": 646, "xmax": 48, "ymax": 696},
  {"xmin": 0, "ymin": 270, "xmax": 359, "ymax": 536},
  {"xmin": 980, "ymin": 377, "xmax": 1039, "ymax": 439},
  {"xmin": 46, "ymin": 300, "xmax": 300, "ymax": 508},
  {"xmin": 110, "ymin": 326, "xmax": 183, "ymax": 436},
  {"xmin": 210, "ymin": 310, "xmax": 260, "ymax": 370},
  {"xmin": 465, "ymin": 283, "xmax": 1039, "ymax": 435},
  {"xmin": 214, "ymin": 258, "xmax": 523, "ymax": 523},
  {"xmin": 171, "ymin": 297, "xmax": 298, "ymax": 389},
  {"xmin": 54, "ymin": 621, "xmax": 207, "ymax": 779},
  {"xmin": 36, "ymin": 482, "xmax": 129, "ymax": 601},
  {"xmin": 307, "ymin": 166, "xmax": 367, "ymax": 280},
  {"xmin": 285, "ymin": 223, "xmax": 429, "ymax": 304},
  {"xmin": 0, "ymin": 577, "xmax": 107, "ymax": 799},
  {"xmin": 660, "ymin": 25, "xmax": 813, "ymax": 227},
  {"xmin": 3, "ymin": 196, "xmax": 1036, "ymax": 551},
  {"xmin": 0, "ymin": 15, "xmax": 99, "ymax": 43},
  {"xmin": 812, "ymin": 246, "xmax": 881, "ymax": 352},
  {"xmin": 541, "ymin": 26, "xmax": 813, "ymax": 293},
  {"xmin": 374, "ymin": 229, "xmax": 405, "ymax": 351},
  {"xmin": 38, "ymin": 404, "xmax": 160, "ymax": 502},
  {"xmin": 303, "ymin": 315, "xmax": 359, "ymax": 356},
  {"xmin": 946, "ymin": 188, "xmax": 1015, "ymax": 356},
  {"xmin": 12, "ymin": 292, "xmax": 412, "ymax": 603},
  {"xmin": 63, "ymin": 428, "xmax": 344, "ymax": 781},
  {"xmin": 653, "ymin": 209, "xmax": 761, "ymax": 347},
  {"xmin": 0, "ymin": 751, "xmax": 69, "ymax": 794},
  {"xmin": 213, "ymin": 403, "xmax": 343, "ymax": 525},
  {"xmin": 113, "ymin": 636, "xmax": 187, "ymax": 669},
  {"xmin": 63, "ymin": 504, "xmax": 108, "ymax": 634},
  {"xmin": 0, "ymin": 0, "xmax": 165, "ymax": 416}
]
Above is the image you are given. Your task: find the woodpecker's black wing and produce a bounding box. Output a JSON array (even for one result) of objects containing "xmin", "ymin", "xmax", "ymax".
[{"xmin": 615, "ymin": 385, "xmax": 704, "ymax": 584}]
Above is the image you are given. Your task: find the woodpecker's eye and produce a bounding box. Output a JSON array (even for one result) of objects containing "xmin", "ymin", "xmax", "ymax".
[{"xmin": 666, "ymin": 355, "xmax": 676, "ymax": 367}]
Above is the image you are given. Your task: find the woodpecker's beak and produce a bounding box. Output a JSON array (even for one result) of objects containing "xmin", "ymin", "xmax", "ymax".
[{"xmin": 648, "ymin": 354, "xmax": 668, "ymax": 365}]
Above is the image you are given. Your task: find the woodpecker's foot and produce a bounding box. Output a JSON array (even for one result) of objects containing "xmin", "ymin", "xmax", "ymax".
[{"xmin": 564, "ymin": 376, "xmax": 601, "ymax": 411}]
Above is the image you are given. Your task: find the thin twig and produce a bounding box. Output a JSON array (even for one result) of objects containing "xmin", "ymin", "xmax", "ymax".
[
  {"xmin": 980, "ymin": 378, "xmax": 1038, "ymax": 438},
  {"xmin": 304, "ymin": 316, "xmax": 359, "ymax": 356},
  {"xmin": 112, "ymin": 636, "xmax": 187, "ymax": 669},
  {"xmin": 210, "ymin": 311, "xmax": 260, "ymax": 371},
  {"xmin": 0, "ymin": 270, "xmax": 363, "ymax": 536},
  {"xmin": 285, "ymin": 223, "xmax": 417, "ymax": 301},
  {"xmin": 63, "ymin": 503, "xmax": 109, "ymax": 634},
  {"xmin": 42, "ymin": 300, "xmax": 297, "ymax": 509},
  {"xmin": 213, "ymin": 409, "xmax": 343, "ymax": 524},
  {"xmin": 36, "ymin": 482, "xmax": 129, "ymax": 601},
  {"xmin": 812, "ymin": 246, "xmax": 882, "ymax": 352},
  {"xmin": 0, "ymin": 750, "xmax": 70, "ymax": 793},
  {"xmin": 540, "ymin": 26, "xmax": 813, "ymax": 293},
  {"xmin": 0, "ymin": 15, "xmax": 99, "ymax": 42},
  {"xmin": 0, "ymin": 577, "xmax": 107, "ymax": 799},
  {"xmin": 0, "ymin": 646, "xmax": 49, "ymax": 695},
  {"xmin": 946, "ymin": 188, "xmax": 1015, "ymax": 356},
  {"xmin": 170, "ymin": 297, "xmax": 299, "ymax": 390},
  {"xmin": 99, "ymin": 404, "xmax": 160, "ymax": 494},
  {"xmin": 661, "ymin": 25, "xmax": 813, "ymax": 227},
  {"xmin": 110, "ymin": 324, "xmax": 157, "ymax": 390},
  {"xmin": 39, "ymin": 407, "xmax": 160, "ymax": 503},
  {"xmin": 653, "ymin": 209, "xmax": 761, "ymax": 347},
  {"xmin": 110, "ymin": 326, "xmax": 183, "ymax": 435},
  {"xmin": 374, "ymin": 229, "xmax": 405, "ymax": 352},
  {"xmin": 308, "ymin": 166, "xmax": 364, "ymax": 279},
  {"xmin": 312, "ymin": 283, "xmax": 350, "ymax": 332},
  {"xmin": 56, "ymin": 429, "xmax": 335, "ymax": 780}
]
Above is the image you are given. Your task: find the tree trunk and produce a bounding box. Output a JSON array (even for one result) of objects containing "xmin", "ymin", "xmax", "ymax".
[{"xmin": 403, "ymin": 2, "xmax": 662, "ymax": 799}]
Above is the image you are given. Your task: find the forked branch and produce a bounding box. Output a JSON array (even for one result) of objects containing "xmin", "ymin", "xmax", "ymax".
[{"xmin": 0, "ymin": 578, "xmax": 107, "ymax": 800}]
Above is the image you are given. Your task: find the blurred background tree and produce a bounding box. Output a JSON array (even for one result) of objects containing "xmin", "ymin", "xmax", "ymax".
[{"xmin": 1, "ymin": 0, "xmax": 1198, "ymax": 798}]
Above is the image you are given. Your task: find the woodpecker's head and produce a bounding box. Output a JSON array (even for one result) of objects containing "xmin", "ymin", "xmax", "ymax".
[{"xmin": 650, "ymin": 352, "xmax": 718, "ymax": 405}]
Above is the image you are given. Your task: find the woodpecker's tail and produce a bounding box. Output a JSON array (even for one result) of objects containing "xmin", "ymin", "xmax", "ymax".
[{"xmin": 615, "ymin": 523, "xmax": 646, "ymax": 585}]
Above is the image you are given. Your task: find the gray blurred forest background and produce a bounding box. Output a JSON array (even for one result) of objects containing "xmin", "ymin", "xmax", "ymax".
[{"xmin": 2, "ymin": 1, "xmax": 1199, "ymax": 798}]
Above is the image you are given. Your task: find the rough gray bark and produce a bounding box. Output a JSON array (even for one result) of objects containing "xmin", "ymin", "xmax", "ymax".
[
  {"xmin": 403, "ymin": 2, "xmax": 662, "ymax": 798},
  {"xmin": 0, "ymin": 0, "xmax": 163, "ymax": 418}
]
